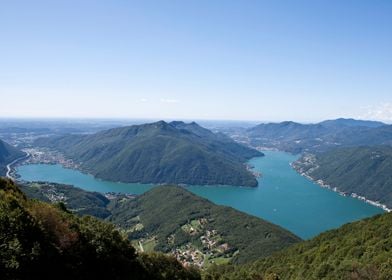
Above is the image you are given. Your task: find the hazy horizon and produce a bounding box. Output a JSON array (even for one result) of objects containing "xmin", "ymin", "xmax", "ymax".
[
  {"xmin": 1, "ymin": 1, "xmax": 392, "ymax": 122},
  {"xmin": 0, "ymin": 116, "xmax": 390, "ymax": 126}
]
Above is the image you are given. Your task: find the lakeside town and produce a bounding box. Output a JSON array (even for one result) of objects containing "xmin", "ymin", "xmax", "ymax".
[
  {"xmin": 292, "ymin": 154, "xmax": 392, "ymax": 213},
  {"xmin": 23, "ymin": 147, "xmax": 79, "ymax": 169}
]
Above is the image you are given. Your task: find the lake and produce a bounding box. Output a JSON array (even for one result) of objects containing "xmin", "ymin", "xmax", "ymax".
[{"xmin": 17, "ymin": 150, "xmax": 383, "ymax": 239}]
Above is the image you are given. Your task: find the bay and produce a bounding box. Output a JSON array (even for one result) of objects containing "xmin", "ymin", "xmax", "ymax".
[{"xmin": 17, "ymin": 150, "xmax": 383, "ymax": 239}]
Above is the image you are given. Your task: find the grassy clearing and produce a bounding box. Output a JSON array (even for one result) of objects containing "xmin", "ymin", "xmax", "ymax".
[{"xmin": 142, "ymin": 238, "xmax": 157, "ymax": 252}]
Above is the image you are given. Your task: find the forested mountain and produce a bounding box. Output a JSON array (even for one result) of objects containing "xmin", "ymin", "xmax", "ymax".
[
  {"xmin": 0, "ymin": 139, "xmax": 25, "ymax": 176},
  {"xmin": 170, "ymin": 121, "xmax": 260, "ymax": 160},
  {"xmin": 20, "ymin": 182, "xmax": 300, "ymax": 267},
  {"xmin": 35, "ymin": 121, "xmax": 263, "ymax": 187},
  {"xmin": 246, "ymin": 118, "xmax": 391, "ymax": 153},
  {"xmin": 294, "ymin": 146, "xmax": 392, "ymax": 208},
  {"xmin": 107, "ymin": 186, "xmax": 300, "ymax": 265},
  {"xmin": 0, "ymin": 178, "xmax": 200, "ymax": 280},
  {"xmin": 18, "ymin": 180, "xmax": 392, "ymax": 279},
  {"xmin": 20, "ymin": 181, "xmax": 113, "ymax": 218},
  {"xmin": 205, "ymin": 211, "xmax": 392, "ymax": 280}
]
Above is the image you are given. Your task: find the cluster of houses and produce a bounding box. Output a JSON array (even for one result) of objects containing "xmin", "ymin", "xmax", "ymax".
[
  {"xmin": 171, "ymin": 219, "xmax": 232, "ymax": 268},
  {"xmin": 172, "ymin": 244, "xmax": 205, "ymax": 268},
  {"xmin": 23, "ymin": 147, "xmax": 77, "ymax": 169}
]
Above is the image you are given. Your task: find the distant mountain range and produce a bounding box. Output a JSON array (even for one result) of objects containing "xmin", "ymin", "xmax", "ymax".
[
  {"xmin": 0, "ymin": 139, "xmax": 24, "ymax": 176},
  {"xmin": 245, "ymin": 118, "xmax": 392, "ymax": 209},
  {"xmin": 246, "ymin": 118, "xmax": 391, "ymax": 153},
  {"xmin": 21, "ymin": 182, "xmax": 300, "ymax": 267},
  {"xmin": 35, "ymin": 121, "xmax": 263, "ymax": 187},
  {"xmin": 294, "ymin": 146, "xmax": 392, "ymax": 208}
]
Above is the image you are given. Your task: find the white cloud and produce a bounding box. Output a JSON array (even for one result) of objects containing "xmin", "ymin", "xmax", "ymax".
[
  {"xmin": 139, "ymin": 98, "xmax": 148, "ymax": 102},
  {"xmin": 160, "ymin": 98, "xmax": 180, "ymax": 104},
  {"xmin": 359, "ymin": 102, "xmax": 392, "ymax": 122}
]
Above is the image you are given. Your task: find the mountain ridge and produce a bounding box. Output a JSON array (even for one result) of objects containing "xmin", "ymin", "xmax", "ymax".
[
  {"xmin": 246, "ymin": 118, "xmax": 392, "ymax": 153},
  {"xmin": 293, "ymin": 145, "xmax": 392, "ymax": 208},
  {"xmin": 20, "ymin": 181, "xmax": 300, "ymax": 267},
  {"xmin": 35, "ymin": 121, "xmax": 263, "ymax": 187},
  {"xmin": 206, "ymin": 210, "xmax": 392, "ymax": 279},
  {"xmin": 0, "ymin": 178, "xmax": 200, "ymax": 280}
]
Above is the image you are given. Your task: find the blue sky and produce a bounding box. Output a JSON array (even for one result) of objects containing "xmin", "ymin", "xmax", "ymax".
[{"xmin": 1, "ymin": 0, "xmax": 391, "ymax": 122}]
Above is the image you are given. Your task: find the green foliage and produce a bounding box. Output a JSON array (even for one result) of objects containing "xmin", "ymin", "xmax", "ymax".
[
  {"xmin": 0, "ymin": 178, "xmax": 201, "ymax": 280},
  {"xmin": 139, "ymin": 252, "xmax": 200, "ymax": 280},
  {"xmin": 20, "ymin": 181, "xmax": 112, "ymax": 218},
  {"xmin": 107, "ymin": 186, "xmax": 300, "ymax": 264},
  {"xmin": 204, "ymin": 212, "xmax": 392, "ymax": 280},
  {"xmin": 14, "ymin": 179, "xmax": 392, "ymax": 279},
  {"xmin": 297, "ymin": 146, "xmax": 392, "ymax": 207},
  {"xmin": 20, "ymin": 182, "xmax": 300, "ymax": 264},
  {"xmin": 35, "ymin": 121, "xmax": 263, "ymax": 187}
]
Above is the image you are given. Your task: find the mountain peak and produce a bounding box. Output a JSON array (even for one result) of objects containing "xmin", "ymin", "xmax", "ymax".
[
  {"xmin": 153, "ymin": 120, "xmax": 169, "ymax": 127},
  {"xmin": 169, "ymin": 121, "xmax": 185, "ymax": 126},
  {"xmin": 319, "ymin": 118, "xmax": 385, "ymax": 128},
  {"xmin": 35, "ymin": 121, "xmax": 262, "ymax": 187}
]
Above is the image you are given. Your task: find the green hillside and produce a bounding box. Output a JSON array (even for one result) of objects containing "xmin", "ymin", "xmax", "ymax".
[
  {"xmin": 0, "ymin": 139, "xmax": 25, "ymax": 176},
  {"xmin": 294, "ymin": 146, "xmax": 392, "ymax": 208},
  {"xmin": 20, "ymin": 181, "xmax": 392, "ymax": 279},
  {"xmin": 205, "ymin": 211, "xmax": 392, "ymax": 280},
  {"xmin": 20, "ymin": 182, "xmax": 300, "ymax": 267},
  {"xmin": 35, "ymin": 121, "xmax": 262, "ymax": 187},
  {"xmin": 20, "ymin": 181, "xmax": 112, "ymax": 218},
  {"xmin": 0, "ymin": 178, "xmax": 200, "ymax": 280},
  {"xmin": 106, "ymin": 186, "xmax": 300, "ymax": 265}
]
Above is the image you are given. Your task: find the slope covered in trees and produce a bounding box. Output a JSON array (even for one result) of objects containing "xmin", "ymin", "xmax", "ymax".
[
  {"xmin": 20, "ymin": 182, "xmax": 300, "ymax": 267},
  {"xmin": 0, "ymin": 178, "xmax": 200, "ymax": 280},
  {"xmin": 205, "ymin": 211, "xmax": 392, "ymax": 280},
  {"xmin": 294, "ymin": 146, "xmax": 392, "ymax": 208},
  {"xmin": 107, "ymin": 186, "xmax": 300, "ymax": 265},
  {"xmin": 12, "ymin": 179, "xmax": 392, "ymax": 279},
  {"xmin": 35, "ymin": 121, "xmax": 263, "ymax": 187}
]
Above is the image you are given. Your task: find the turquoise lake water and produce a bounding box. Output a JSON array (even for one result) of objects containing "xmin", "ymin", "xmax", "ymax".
[{"xmin": 17, "ymin": 150, "xmax": 383, "ymax": 239}]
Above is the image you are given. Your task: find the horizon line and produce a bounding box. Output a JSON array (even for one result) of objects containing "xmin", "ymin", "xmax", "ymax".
[{"xmin": 0, "ymin": 116, "xmax": 390, "ymax": 125}]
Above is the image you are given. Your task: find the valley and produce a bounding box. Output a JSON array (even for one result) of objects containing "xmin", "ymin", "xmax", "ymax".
[
  {"xmin": 19, "ymin": 181, "xmax": 300, "ymax": 268},
  {"xmin": 17, "ymin": 150, "xmax": 383, "ymax": 239},
  {"xmin": 2, "ymin": 118, "xmax": 392, "ymax": 279},
  {"xmin": 3, "ymin": 1, "xmax": 392, "ymax": 278}
]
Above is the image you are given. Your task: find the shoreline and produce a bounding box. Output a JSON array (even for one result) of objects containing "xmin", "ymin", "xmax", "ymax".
[
  {"xmin": 17, "ymin": 161, "xmax": 259, "ymax": 189},
  {"xmin": 290, "ymin": 162, "xmax": 391, "ymax": 213},
  {"xmin": 20, "ymin": 148, "xmax": 260, "ymax": 188},
  {"xmin": 6, "ymin": 152, "xmax": 30, "ymax": 180}
]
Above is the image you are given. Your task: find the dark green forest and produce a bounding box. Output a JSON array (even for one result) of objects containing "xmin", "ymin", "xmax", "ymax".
[
  {"xmin": 5, "ymin": 178, "xmax": 392, "ymax": 279},
  {"xmin": 0, "ymin": 178, "xmax": 200, "ymax": 280},
  {"xmin": 107, "ymin": 186, "xmax": 300, "ymax": 264},
  {"xmin": 205, "ymin": 211, "xmax": 392, "ymax": 280},
  {"xmin": 35, "ymin": 121, "xmax": 262, "ymax": 187},
  {"xmin": 296, "ymin": 146, "xmax": 392, "ymax": 208},
  {"xmin": 20, "ymin": 182, "xmax": 300, "ymax": 265}
]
